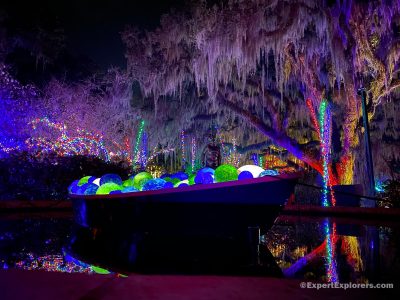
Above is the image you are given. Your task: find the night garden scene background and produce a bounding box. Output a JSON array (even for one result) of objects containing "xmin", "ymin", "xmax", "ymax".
[{"xmin": 0, "ymin": 0, "xmax": 400, "ymax": 299}]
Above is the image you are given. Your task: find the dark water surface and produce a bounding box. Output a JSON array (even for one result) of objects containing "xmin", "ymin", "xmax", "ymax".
[{"xmin": 0, "ymin": 211, "xmax": 399, "ymax": 283}]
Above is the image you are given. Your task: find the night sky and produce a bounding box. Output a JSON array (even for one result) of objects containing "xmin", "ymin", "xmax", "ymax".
[{"xmin": 1, "ymin": 0, "xmax": 186, "ymax": 70}]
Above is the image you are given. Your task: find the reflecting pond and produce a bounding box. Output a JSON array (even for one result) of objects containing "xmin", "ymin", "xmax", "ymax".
[{"xmin": 0, "ymin": 212, "xmax": 399, "ymax": 283}]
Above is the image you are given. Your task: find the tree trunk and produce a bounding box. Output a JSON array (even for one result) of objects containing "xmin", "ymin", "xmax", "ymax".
[{"xmin": 216, "ymin": 91, "xmax": 325, "ymax": 176}]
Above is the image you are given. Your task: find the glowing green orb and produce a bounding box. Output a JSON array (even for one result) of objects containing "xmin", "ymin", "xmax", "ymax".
[
  {"xmin": 78, "ymin": 176, "xmax": 93, "ymax": 186},
  {"xmin": 122, "ymin": 178, "xmax": 135, "ymax": 187},
  {"xmin": 96, "ymin": 183, "xmax": 123, "ymax": 195},
  {"xmin": 133, "ymin": 172, "xmax": 153, "ymax": 190},
  {"xmin": 164, "ymin": 177, "xmax": 181, "ymax": 185},
  {"xmin": 214, "ymin": 164, "xmax": 238, "ymax": 183},
  {"xmin": 174, "ymin": 180, "xmax": 189, "ymax": 187},
  {"xmin": 188, "ymin": 174, "xmax": 196, "ymax": 185}
]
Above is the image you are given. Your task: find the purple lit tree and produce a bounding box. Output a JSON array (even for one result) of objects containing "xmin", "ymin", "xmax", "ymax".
[{"xmin": 122, "ymin": 0, "xmax": 400, "ymax": 184}]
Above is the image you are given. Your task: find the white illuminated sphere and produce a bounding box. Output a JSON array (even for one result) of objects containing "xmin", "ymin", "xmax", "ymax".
[
  {"xmin": 93, "ymin": 178, "xmax": 101, "ymax": 186},
  {"xmin": 238, "ymin": 165, "xmax": 265, "ymax": 178}
]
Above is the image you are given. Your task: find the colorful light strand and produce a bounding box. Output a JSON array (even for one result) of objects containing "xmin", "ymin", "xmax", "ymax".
[
  {"xmin": 306, "ymin": 98, "xmax": 321, "ymax": 140},
  {"xmin": 133, "ymin": 120, "xmax": 145, "ymax": 165},
  {"xmin": 324, "ymin": 219, "xmax": 338, "ymax": 283},
  {"xmin": 191, "ymin": 136, "xmax": 196, "ymax": 172},
  {"xmin": 181, "ymin": 130, "xmax": 186, "ymax": 167}
]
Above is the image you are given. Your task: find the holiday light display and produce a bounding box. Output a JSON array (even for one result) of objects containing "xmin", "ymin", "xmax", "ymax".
[
  {"xmin": 133, "ymin": 120, "xmax": 145, "ymax": 164},
  {"xmin": 181, "ymin": 130, "xmax": 186, "ymax": 166},
  {"xmin": 191, "ymin": 136, "xmax": 196, "ymax": 173},
  {"xmin": 324, "ymin": 220, "xmax": 338, "ymax": 282}
]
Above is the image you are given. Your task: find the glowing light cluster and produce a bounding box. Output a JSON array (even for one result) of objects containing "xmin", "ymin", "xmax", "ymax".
[
  {"xmin": 191, "ymin": 136, "xmax": 196, "ymax": 172},
  {"xmin": 306, "ymin": 98, "xmax": 321, "ymax": 140},
  {"xmin": 225, "ymin": 138, "xmax": 241, "ymax": 167},
  {"xmin": 133, "ymin": 120, "xmax": 145, "ymax": 164},
  {"xmin": 324, "ymin": 220, "xmax": 338, "ymax": 283},
  {"xmin": 181, "ymin": 130, "xmax": 186, "ymax": 166},
  {"xmin": 27, "ymin": 117, "xmax": 115, "ymax": 161},
  {"xmin": 15, "ymin": 254, "xmax": 93, "ymax": 274}
]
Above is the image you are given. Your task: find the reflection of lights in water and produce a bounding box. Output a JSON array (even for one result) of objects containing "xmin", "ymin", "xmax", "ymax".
[
  {"xmin": 324, "ymin": 219, "xmax": 338, "ymax": 282},
  {"xmin": 14, "ymin": 254, "xmax": 93, "ymax": 274},
  {"xmin": 341, "ymin": 236, "xmax": 363, "ymax": 272},
  {"xmin": 12, "ymin": 252, "xmax": 123, "ymax": 276}
]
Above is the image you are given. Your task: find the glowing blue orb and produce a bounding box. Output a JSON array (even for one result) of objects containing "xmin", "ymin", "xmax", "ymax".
[
  {"xmin": 177, "ymin": 183, "xmax": 189, "ymax": 188},
  {"xmin": 83, "ymin": 183, "xmax": 99, "ymax": 195},
  {"xmin": 122, "ymin": 186, "xmax": 139, "ymax": 193},
  {"xmin": 174, "ymin": 180, "xmax": 189, "ymax": 187},
  {"xmin": 164, "ymin": 182, "xmax": 174, "ymax": 189},
  {"xmin": 78, "ymin": 176, "xmax": 96, "ymax": 186},
  {"xmin": 238, "ymin": 171, "xmax": 253, "ymax": 180},
  {"xmin": 198, "ymin": 167, "xmax": 215, "ymax": 175},
  {"xmin": 96, "ymin": 183, "xmax": 123, "ymax": 195},
  {"xmin": 171, "ymin": 172, "xmax": 189, "ymax": 180},
  {"xmin": 142, "ymin": 178, "xmax": 167, "ymax": 191},
  {"xmin": 259, "ymin": 169, "xmax": 279, "ymax": 177},
  {"xmin": 238, "ymin": 165, "xmax": 264, "ymax": 177},
  {"xmin": 99, "ymin": 174, "xmax": 123, "ymax": 186},
  {"xmin": 110, "ymin": 190, "xmax": 123, "ymax": 194},
  {"xmin": 68, "ymin": 180, "xmax": 80, "ymax": 194},
  {"xmin": 195, "ymin": 172, "xmax": 214, "ymax": 184}
]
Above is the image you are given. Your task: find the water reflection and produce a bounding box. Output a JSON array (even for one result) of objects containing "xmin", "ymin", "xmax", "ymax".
[{"xmin": 263, "ymin": 216, "xmax": 400, "ymax": 283}]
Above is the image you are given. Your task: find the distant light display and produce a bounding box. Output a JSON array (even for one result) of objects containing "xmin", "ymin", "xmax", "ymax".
[
  {"xmin": 133, "ymin": 120, "xmax": 145, "ymax": 165},
  {"xmin": 191, "ymin": 136, "xmax": 196, "ymax": 173}
]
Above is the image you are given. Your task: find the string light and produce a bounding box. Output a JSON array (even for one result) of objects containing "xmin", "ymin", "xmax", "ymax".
[
  {"xmin": 133, "ymin": 120, "xmax": 145, "ymax": 165},
  {"xmin": 140, "ymin": 131, "xmax": 148, "ymax": 168},
  {"xmin": 306, "ymin": 98, "xmax": 321, "ymax": 140},
  {"xmin": 181, "ymin": 130, "xmax": 186, "ymax": 167},
  {"xmin": 324, "ymin": 220, "xmax": 338, "ymax": 282},
  {"xmin": 191, "ymin": 136, "xmax": 196, "ymax": 173},
  {"xmin": 25, "ymin": 117, "xmax": 131, "ymax": 161}
]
